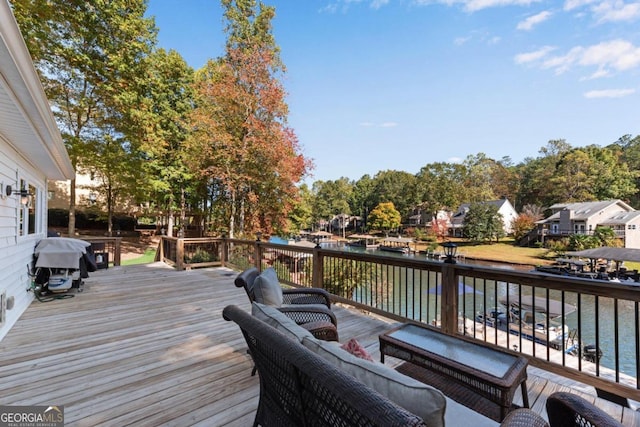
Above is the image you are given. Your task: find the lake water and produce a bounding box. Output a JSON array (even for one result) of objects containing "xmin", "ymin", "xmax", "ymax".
[{"xmin": 320, "ymin": 242, "xmax": 638, "ymax": 378}]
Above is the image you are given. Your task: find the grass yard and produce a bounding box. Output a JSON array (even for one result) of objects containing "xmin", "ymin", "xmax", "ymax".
[
  {"xmin": 411, "ymin": 238, "xmax": 553, "ymax": 267},
  {"xmin": 121, "ymin": 248, "xmax": 157, "ymax": 265},
  {"xmin": 452, "ymin": 242, "xmax": 550, "ymax": 266}
]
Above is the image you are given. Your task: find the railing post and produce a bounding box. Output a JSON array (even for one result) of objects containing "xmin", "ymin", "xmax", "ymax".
[
  {"xmin": 440, "ymin": 263, "xmax": 458, "ymax": 335},
  {"xmin": 156, "ymin": 236, "xmax": 164, "ymax": 262},
  {"xmin": 254, "ymin": 241, "xmax": 261, "ymax": 270},
  {"xmin": 220, "ymin": 236, "xmax": 228, "ymax": 266},
  {"xmin": 113, "ymin": 237, "xmax": 121, "ymax": 266},
  {"xmin": 176, "ymin": 238, "xmax": 185, "ymax": 271},
  {"xmin": 312, "ymin": 246, "xmax": 323, "ymax": 289}
]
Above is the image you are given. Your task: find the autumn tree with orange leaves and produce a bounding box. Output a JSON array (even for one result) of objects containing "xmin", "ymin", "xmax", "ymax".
[{"xmin": 186, "ymin": 0, "xmax": 310, "ymax": 238}]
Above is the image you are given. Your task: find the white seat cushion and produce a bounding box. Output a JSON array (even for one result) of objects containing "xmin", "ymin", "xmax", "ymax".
[
  {"xmin": 252, "ymin": 267, "xmax": 283, "ymax": 306},
  {"xmin": 302, "ymin": 336, "xmax": 446, "ymax": 427},
  {"xmin": 251, "ymin": 302, "xmax": 313, "ymax": 342}
]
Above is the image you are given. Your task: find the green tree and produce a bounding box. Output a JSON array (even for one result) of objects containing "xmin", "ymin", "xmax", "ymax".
[
  {"xmin": 350, "ymin": 174, "xmax": 376, "ymax": 231},
  {"xmin": 462, "ymin": 203, "xmax": 505, "ymax": 243},
  {"xmin": 288, "ymin": 184, "xmax": 314, "ymax": 234},
  {"xmin": 11, "ymin": 0, "xmax": 157, "ymax": 235},
  {"xmin": 186, "ymin": 0, "xmax": 310, "ymax": 237},
  {"xmin": 568, "ymin": 233, "xmax": 599, "ymax": 251},
  {"xmin": 368, "ymin": 202, "xmax": 401, "ymax": 234},
  {"xmin": 517, "ymin": 140, "xmax": 573, "ymax": 208},
  {"xmin": 593, "ymin": 226, "xmax": 621, "ymax": 247},
  {"xmin": 416, "ymin": 162, "xmax": 467, "ymax": 216},
  {"xmin": 615, "ymin": 134, "xmax": 640, "ymax": 207},
  {"xmin": 311, "ymin": 178, "xmax": 353, "ymax": 228},
  {"xmin": 141, "ymin": 48, "xmax": 195, "ymax": 236},
  {"xmin": 370, "ymin": 170, "xmax": 419, "ymax": 219}
]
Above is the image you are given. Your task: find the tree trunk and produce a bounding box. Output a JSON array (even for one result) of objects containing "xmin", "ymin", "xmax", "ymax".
[
  {"xmin": 229, "ymin": 190, "xmax": 236, "ymax": 238},
  {"xmin": 107, "ymin": 181, "xmax": 113, "ymax": 236},
  {"xmin": 68, "ymin": 177, "xmax": 76, "ymax": 237}
]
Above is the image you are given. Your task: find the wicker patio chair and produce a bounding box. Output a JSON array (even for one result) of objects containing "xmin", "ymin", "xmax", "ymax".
[
  {"xmin": 223, "ymin": 305, "xmax": 547, "ymax": 427},
  {"xmin": 546, "ymin": 392, "xmax": 624, "ymax": 427},
  {"xmin": 235, "ymin": 267, "xmax": 338, "ymax": 341},
  {"xmin": 501, "ymin": 408, "xmax": 549, "ymax": 427},
  {"xmin": 223, "ymin": 304, "xmax": 428, "ymax": 427}
]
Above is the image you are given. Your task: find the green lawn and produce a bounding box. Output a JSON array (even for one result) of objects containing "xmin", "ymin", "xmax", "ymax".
[
  {"xmin": 451, "ymin": 242, "xmax": 550, "ymax": 266},
  {"xmin": 413, "ymin": 238, "xmax": 553, "ymax": 266},
  {"xmin": 121, "ymin": 248, "xmax": 157, "ymax": 266}
]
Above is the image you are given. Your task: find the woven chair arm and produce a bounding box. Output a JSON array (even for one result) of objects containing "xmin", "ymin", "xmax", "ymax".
[
  {"xmin": 282, "ymin": 288, "xmax": 332, "ymax": 308},
  {"xmin": 500, "ymin": 409, "xmax": 549, "ymax": 427},
  {"xmin": 546, "ymin": 392, "xmax": 623, "ymax": 427},
  {"xmin": 277, "ymin": 305, "xmax": 337, "ymax": 326}
]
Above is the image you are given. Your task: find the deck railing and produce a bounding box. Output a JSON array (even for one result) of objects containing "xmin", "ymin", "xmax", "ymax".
[
  {"xmin": 81, "ymin": 237, "xmax": 122, "ymax": 267},
  {"xmin": 158, "ymin": 236, "xmax": 640, "ymax": 402}
]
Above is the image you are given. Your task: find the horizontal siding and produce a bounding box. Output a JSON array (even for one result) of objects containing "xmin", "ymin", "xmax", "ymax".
[{"xmin": 0, "ymin": 139, "xmax": 45, "ymax": 341}]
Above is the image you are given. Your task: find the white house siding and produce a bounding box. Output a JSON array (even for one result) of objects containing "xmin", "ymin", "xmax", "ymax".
[
  {"xmin": 0, "ymin": 139, "xmax": 48, "ymax": 340},
  {"xmin": 497, "ymin": 200, "xmax": 517, "ymax": 234},
  {"xmin": 0, "ymin": 1, "xmax": 74, "ymax": 341},
  {"xmin": 625, "ymin": 219, "xmax": 640, "ymax": 249}
]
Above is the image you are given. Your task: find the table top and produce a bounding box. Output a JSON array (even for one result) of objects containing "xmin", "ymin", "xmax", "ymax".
[{"xmin": 384, "ymin": 323, "xmax": 519, "ymax": 378}]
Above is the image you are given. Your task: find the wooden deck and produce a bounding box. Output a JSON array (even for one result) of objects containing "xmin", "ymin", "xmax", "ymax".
[{"xmin": 0, "ymin": 263, "xmax": 638, "ymax": 426}]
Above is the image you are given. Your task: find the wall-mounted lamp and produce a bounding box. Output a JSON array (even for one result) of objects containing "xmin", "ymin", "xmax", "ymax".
[{"xmin": 1, "ymin": 183, "xmax": 30, "ymax": 205}]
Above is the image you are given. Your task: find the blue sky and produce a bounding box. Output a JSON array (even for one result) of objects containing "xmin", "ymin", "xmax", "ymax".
[{"xmin": 146, "ymin": 0, "xmax": 640, "ymax": 183}]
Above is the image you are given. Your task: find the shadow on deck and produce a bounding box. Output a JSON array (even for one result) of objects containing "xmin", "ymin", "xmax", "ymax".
[{"xmin": 0, "ymin": 263, "xmax": 638, "ymax": 426}]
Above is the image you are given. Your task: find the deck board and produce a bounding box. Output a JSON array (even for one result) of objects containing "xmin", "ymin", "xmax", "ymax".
[{"xmin": 0, "ymin": 263, "xmax": 634, "ymax": 426}]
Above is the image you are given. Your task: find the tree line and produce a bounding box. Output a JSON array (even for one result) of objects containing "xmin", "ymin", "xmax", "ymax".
[
  {"xmin": 299, "ymin": 138, "xmax": 640, "ymax": 236},
  {"xmin": 9, "ymin": 1, "xmax": 640, "ymax": 240},
  {"xmin": 11, "ymin": 0, "xmax": 308, "ymax": 238}
]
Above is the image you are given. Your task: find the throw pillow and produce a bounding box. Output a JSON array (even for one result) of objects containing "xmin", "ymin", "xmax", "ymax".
[
  {"xmin": 253, "ymin": 267, "xmax": 283, "ymax": 306},
  {"xmin": 341, "ymin": 338, "xmax": 374, "ymax": 361}
]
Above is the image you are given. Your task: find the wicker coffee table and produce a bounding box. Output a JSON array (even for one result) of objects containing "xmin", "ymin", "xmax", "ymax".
[{"xmin": 380, "ymin": 323, "xmax": 529, "ymax": 422}]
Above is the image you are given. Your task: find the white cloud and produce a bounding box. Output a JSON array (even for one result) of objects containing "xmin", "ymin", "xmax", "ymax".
[
  {"xmin": 359, "ymin": 121, "xmax": 398, "ymax": 128},
  {"xmin": 582, "ymin": 68, "xmax": 611, "ymax": 79},
  {"xmin": 320, "ymin": 0, "xmax": 390, "ymax": 12},
  {"xmin": 413, "ymin": 0, "xmax": 542, "ymax": 12},
  {"xmin": 517, "ymin": 10, "xmax": 552, "ymax": 30},
  {"xmin": 579, "ymin": 39, "xmax": 640, "ymax": 71},
  {"xmin": 563, "ymin": 0, "xmax": 597, "ymax": 11},
  {"xmin": 454, "ymin": 36, "xmax": 472, "ymax": 46},
  {"xmin": 593, "ymin": 1, "xmax": 640, "ymax": 23},
  {"xmin": 514, "ymin": 46, "xmax": 556, "ymax": 64},
  {"xmin": 584, "ymin": 88, "xmax": 636, "ymax": 98},
  {"xmin": 516, "ymin": 40, "xmax": 640, "ymax": 77},
  {"xmin": 371, "ymin": 0, "xmax": 390, "ymax": 8},
  {"xmin": 447, "ymin": 156, "xmax": 463, "ymax": 163},
  {"xmin": 462, "ymin": 0, "xmax": 541, "ymax": 12}
]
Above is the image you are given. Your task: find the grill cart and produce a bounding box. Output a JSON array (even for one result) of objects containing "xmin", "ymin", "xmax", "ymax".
[{"xmin": 31, "ymin": 238, "xmax": 97, "ymax": 298}]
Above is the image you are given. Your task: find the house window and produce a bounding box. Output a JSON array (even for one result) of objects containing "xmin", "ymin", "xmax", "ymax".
[{"xmin": 19, "ymin": 181, "xmax": 39, "ymax": 236}]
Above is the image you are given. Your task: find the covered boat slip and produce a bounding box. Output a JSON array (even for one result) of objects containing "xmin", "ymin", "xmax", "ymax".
[
  {"xmin": 346, "ymin": 233, "xmax": 380, "ymax": 249},
  {"xmin": 0, "ymin": 263, "xmax": 638, "ymax": 425},
  {"xmin": 378, "ymin": 236, "xmax": 414, "ymax": 254},
  {"xmin": 537, "ymin": 247, "xmax": 640, "ymax": 282}
]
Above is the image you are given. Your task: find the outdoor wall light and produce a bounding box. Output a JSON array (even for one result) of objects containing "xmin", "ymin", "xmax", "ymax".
[
  {"xmin": 2, "ymin": 183, "xmax": 30, "ymax": 205},
  {"xmin": 442, "ymin": 241, "xmax": 458, "ymax": 264}
]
